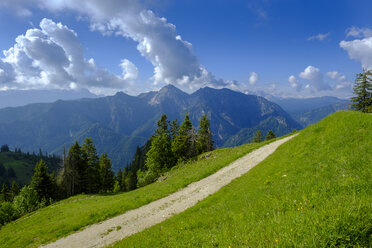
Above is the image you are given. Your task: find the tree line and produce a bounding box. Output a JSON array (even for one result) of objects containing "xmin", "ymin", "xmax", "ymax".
[
  {"xmin": 0, "ymin": 138, "xmax": 116, "ymax": 226},
  {"xmin": 0, "ymin": 113, "xmax": 214, "ymax": 226},
  {"xmin": 112, "ymin": 113, "xmax": 214, "ymax": 192}
]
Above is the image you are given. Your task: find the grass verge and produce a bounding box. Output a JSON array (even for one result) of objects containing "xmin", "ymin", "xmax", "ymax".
[{"xmin": 112, "ymin": 111, "xmax": 372, "ymax": 247}]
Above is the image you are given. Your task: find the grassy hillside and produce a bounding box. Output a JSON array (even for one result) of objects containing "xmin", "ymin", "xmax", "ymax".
[
  {"xmin": 0, "ymin": 139, "xmax": 276, "ymax": 248},
  {"xmin": 0, "ymin": 151, "xmax": 61, "ymax": 186},
  {"xmin": 113, "ymin": 111, "xmax": 371, "ymax": 247}
]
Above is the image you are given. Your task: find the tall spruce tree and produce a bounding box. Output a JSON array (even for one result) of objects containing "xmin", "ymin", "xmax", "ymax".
[
  {"xmin": 172, "ymin": 113, "xmax": 193, "ymax": 161},
  {"xmin": 145, "ymin": 114, "xmax": 175, "ymax": 177},
  {"xmin": 351, "ymin": 70, "xmax": 372, "ymax": 113},
  {"xmin": 30, "ymin": 160, "xmax": 54, "ymax": 200},
  {"xmin": 99, "ymin": 153, "xmax": 114, "ymax": 192},
  {"xmin": 196, "ymin": 115, "xmax": 214, "ymax": 154},
  {"xmin": 81, "ymin": 138, "xmax": 100, "ymax": 193},
  {"xmin": 62, "ymin": 142, "xmax": 85, "ymax": 197}
]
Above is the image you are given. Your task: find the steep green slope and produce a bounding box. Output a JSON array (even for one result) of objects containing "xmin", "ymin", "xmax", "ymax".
[
  {"xmin": 115, "ymin": 111, "xmax": 371, "ymax": 247},
  {"xmin": 0, "ymin": 139, "xmax": 276, "ymax": 248}
]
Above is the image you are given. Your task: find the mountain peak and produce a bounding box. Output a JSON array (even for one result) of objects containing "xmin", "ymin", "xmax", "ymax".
[{"xmin": 149, "ymin": 84, "xmax": 189, "ymax": 106}]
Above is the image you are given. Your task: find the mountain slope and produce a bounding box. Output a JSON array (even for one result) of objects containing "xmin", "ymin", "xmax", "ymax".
[
  {"xmin": 115, "ymin": 111, "xmax": 372, "ymax": 247},
  {"xmin": 0, "ymin": 138, "xmax": 275, "ymax": 248},
  {"xmin": 0, "ymin": 85, "xmax": 301, "ymax": 170}
]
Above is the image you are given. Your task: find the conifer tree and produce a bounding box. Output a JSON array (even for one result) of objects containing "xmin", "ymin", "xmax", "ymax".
[
  {"xmin": 170, "ymin": 119, "xmax": 180, "ymax": 140},
  {"xmin": 99, "ymin": 153, "xmax": 114, "ymax": 192},
  {"xmin": 172, "ymin": 113, "xmax": 193, "ymax": 161},
  {"xmin": 30, "ymin": 160, "xmax": 54, "ymax": 200},
  {"xmin": 265, "ymin": 130, "xmax": 276, "ymax": 140},
  {"xmin": 62, "ymin": 142, "xmax": 84, "ymax": 197},
  {"xmin": 196, "ymin": 115, "xmax": 214, "ymax": 154},
  {"xmin": 145, "ymin": 114, "xmax": 174, "ymax": 177},
  {"xmin": 351, "ymin": 70, "xmax": 372, "ymax": 113},
  {"xmin": 1, "ymin": 184, "xmax": 9, "ymax": 202},
  {"xmin": 81, "ymin": 138, "xmax": 100, "ymax": 193},
  {"xmin": 252, "ymin": 130, "xmax": 263, "ymax": 143},
  {"xmin": 10, "ymin": 181, "xmax": 19, "ymax": 200}
]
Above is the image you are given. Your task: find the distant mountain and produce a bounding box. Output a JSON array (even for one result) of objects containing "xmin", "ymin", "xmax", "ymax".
[
  {"xmin": 293, "ymin": 101, "xmax": 349, "ymax": 127},
  {"xmin": 270, "ymin": 96, "xmax": 349, "ymax": 128},
  {"xmin": 271, "ymin": 96, "xmax": 346, "ymax": 115},
  {"xmin": 0, "ymin": 89, "xmax": 99, "ymax": 109},
  {"xmin": 0, "ymin": 85, "xmax": 301, "ymax": 170}
]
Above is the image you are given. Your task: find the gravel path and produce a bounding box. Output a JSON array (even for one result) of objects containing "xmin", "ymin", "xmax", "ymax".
[{"xmin": 41, "ymin": 134, "xmax": 297, "ymax": 248}]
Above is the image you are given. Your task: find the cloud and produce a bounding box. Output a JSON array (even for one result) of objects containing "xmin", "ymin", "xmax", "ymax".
[
  {"xmin": 346, "ymin": 27, "xmax": 372, "ymax": 38},
  {"xmin": 120, "ymin": 59, "xmax": 138, "ymax": 81},
  {"xmin": 340, "ymin": 36, "xmax": 372, "ymax": 70},
  {"xmin": 1, "ymin": 0, "xmax": 230, "ymax": 92},
  {"xmin": 249, "ymin": 72, "xmax": 259, "ymax": 85},
  {"xmin": 308, "ymin": 32, "xmax": 330, "ymax": 41},
  {"xmin": 288, "ymin": 75, "xmax": 302, "ymax": 91},
  {"xmin": 2, "ymin": 0, "xmax": 227, "ymax": 92},
  {"xmin": 326, "ymin": 71, "xmax": 352, "ymax": 90},
  {"xmin": 1, "ymin": 18, "xmax": 135, "ymax": 93},
  {"xmin": 299, "ymin": 65, "xmax": 331, "ymax": 91}
]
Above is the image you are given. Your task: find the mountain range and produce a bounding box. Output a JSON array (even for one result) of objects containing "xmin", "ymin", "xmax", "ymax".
[
  {"xmin": 0, "ymin": 85, "xmax": 300, "ymax": 170},
  {"xmin": 0, "ymin": 89, "xmax": 99, "ymax": 109}
]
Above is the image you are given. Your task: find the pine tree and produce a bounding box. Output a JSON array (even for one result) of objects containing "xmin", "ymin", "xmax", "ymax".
[
  {"xmin": 99, "ymin": 153, "xmax": 114, "ymax": 192},
  {"xmin": 81, "ymin": 138, "xmax": 100, "ymax": 193},
  {"xmin": 196, "ymin": 115, "xmax": 214, "ymax": 154},
  {"xmin": 265, "ymin": 130, "xmax": 276, "ymax": 140},
  {"xmin": 252, "ymin": 130, "xmax": 263, "ymax": 143},
  {"xmin": 172, "ymin": 113, "xmax": 193, "ymax": 161},
  {"xmin": 145, "ymin": 114, "xmax": 175, "ymax": 178},
  {"xmin": 10, "ymin": 181, "xmax": 19, "ymax": 200},
  {"xmin": 351, "ymin": 70, "xmax": 372, "ymax": 113},
  {"xmin": 30, "ymin": 160, "xmax": 54, "ymax": 200},
  {"xmin": 62, "ymin": 142, "xmax": 85, "ymax": 197},
  {"xmin": 170, "ymin": 119, "xmax": 180, "ymax": 140},
  {"xmin": 1, "ymin": 184, "xmax": 9, "ymax": 202}
]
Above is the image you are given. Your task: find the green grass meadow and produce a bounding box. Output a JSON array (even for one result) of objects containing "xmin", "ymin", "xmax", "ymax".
[
  {"xmin": 0, "ymin": 137, "xmax": 274, "ymax": 248},
  {"xmin": 112, "ymin": 111, "xmax": 372, "ymax": 247}
]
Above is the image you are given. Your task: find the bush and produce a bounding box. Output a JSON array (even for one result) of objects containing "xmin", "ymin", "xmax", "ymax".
[
  {"xmin": 0, "ymin": 202, "xmax": 17, "ymax": 226},
  {"xmin": 13, "ymin": 186, "xmax": 42, "ymax": 216}
]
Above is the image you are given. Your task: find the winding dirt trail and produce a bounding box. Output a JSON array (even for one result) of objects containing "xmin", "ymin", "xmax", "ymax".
[{"xmin": 41, "ymin": 134, "xmax": 297, "ymax": 248}]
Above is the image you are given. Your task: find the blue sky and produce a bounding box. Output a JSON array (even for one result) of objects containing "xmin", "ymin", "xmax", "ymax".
[{"xmin": 0, "ymin": 0, "xmax": 371, "ymax": 98}]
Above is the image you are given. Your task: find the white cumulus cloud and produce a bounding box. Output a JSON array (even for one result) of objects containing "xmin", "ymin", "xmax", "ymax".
[
  {"xmin": 0, "ymin": 18, "xmax": 135, "ymax": 93},
  {"xmin": 288, "ymin": 75, "xmax": 302, "ymax": 91},
  {"xmin": 249, "ymin": 72, "xmax": 259, "ymax": 85},
  {"xmin": 299, "ymin": 65, "xmax": 331, "ymax": 91},
  {"xmin": 326, "ymin": 71, "xmax": 352, "ymax": 90},
  {"xmin": 340, "ymin": 36, "xmax": 372, "ymax": 70},
  {"xmin": 0, "ymin": 0, "xmax": 227, "ymax": 92}
]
